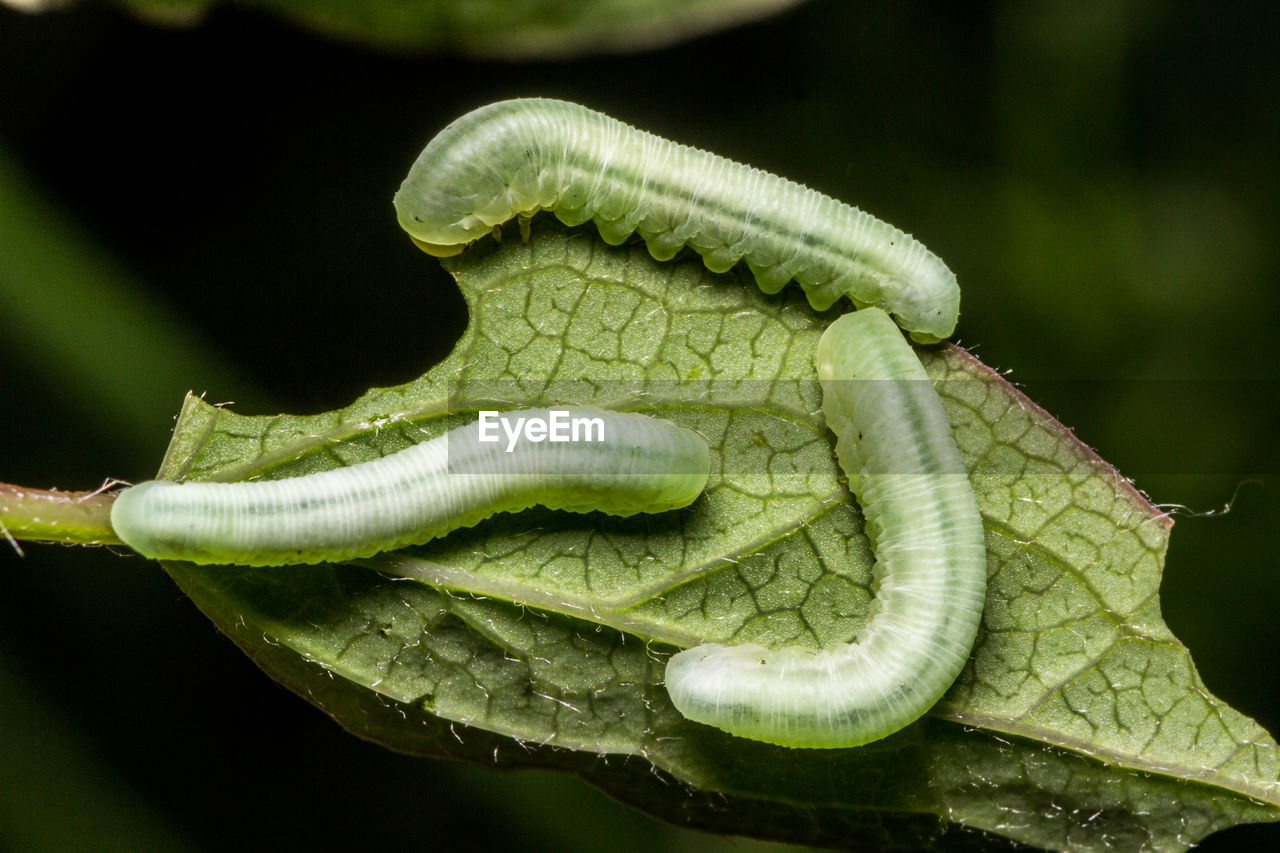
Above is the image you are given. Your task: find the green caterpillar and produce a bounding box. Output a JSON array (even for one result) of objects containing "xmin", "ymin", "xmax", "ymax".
[
  {"xmin": 111, "ymin": 407, "xmax": 710, "ymax": 566},
  {"xmin": 115, "ymin": 99, "xmax": 985, "ymax": 749},
  {"xmin": 394, "ymin": 99, "xmax": 984, "ymax": 746},
  {"xmin": 394, "ymin": 98, "xmax": 959, "ymax": 343},
  {"xmin": 665, "ymin": 309, "xmax": 986, "ymax": 747}
]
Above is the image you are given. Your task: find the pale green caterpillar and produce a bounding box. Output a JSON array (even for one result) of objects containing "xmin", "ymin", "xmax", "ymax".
[
  {"xmin": 111, "ymin": 407, "xmax": 710, "ymax": 566},
  {"xmin": 116, "ymin": 100, "xmax": 984, "ymax": 751},
  {"xmin": 665, "ymin": 309, "xmax": 986, "ymax": 748},
  {"xmin": 394, "ymin": 99, "xmax": 985, "ymax": 748},
  {"xmin": 394, "ymin": 98, "xmax": 959, "ymax": 343}
]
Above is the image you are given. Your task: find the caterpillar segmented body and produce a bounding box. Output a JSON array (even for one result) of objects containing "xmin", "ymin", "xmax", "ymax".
[
  {"xmin": 664, "ymin": 309, "xmax": 986, "ymax": 748},
  {"xmin": 115, "ymin": 100, "xmax": 986, "ymax": 751},
  {"xmin": 111, "ymin": 407, "xmax": 710, "ymax": 566},
  {"xmin": 393, "ymin": 98, "xmax": 959, "ymax": 343}
]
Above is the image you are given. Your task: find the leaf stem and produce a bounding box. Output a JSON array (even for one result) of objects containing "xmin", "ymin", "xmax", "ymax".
[{"xmin": 0, "ymin": 482, "xmax": 122, "ymax": 548}]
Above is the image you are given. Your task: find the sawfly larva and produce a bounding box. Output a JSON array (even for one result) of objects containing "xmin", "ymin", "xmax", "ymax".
[
  {"xmin": 111, "ymin": 407, "xmax": 710, "ymax": 566},
  {"xmin": 664, "ymin": 309, "xmax": 986, "ymax": 748},
  {"xmin": 394, "ymin": 98, "xmax": 959, "ymax": 343}
]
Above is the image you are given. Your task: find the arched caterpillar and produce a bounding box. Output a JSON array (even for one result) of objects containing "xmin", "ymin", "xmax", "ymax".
[
  {"xmin": 393, "ymin": 98, "xmax": 984, "ymax": 747},
  {"xmin": 393, "ymin": 98, "xmax": 959, "ymax": 343},
  {"xmin": 111, "ymin": 407, "xmax": 710, "ymax": 566},
  {"xmin": 116, "ymin": 99, "xmax": 984, "ymax": 751},
  {"xmin": 665, "ymin": 309, "xmax": 986, "ymax": 748}
]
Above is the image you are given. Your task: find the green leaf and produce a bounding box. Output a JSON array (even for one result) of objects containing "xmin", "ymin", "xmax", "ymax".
[
  {"xmin": 152, "ymin": 219, "xmax": 1279, "ymax": 851},
  {"xmin": 90, "ymin": 0, "xmax": 810, "ymax": 58}
]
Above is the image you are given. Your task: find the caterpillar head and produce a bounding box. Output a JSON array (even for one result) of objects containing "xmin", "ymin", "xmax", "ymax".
[{"xmin": 394, "ymin": 101, "xmax": 546, "ymax": 257}]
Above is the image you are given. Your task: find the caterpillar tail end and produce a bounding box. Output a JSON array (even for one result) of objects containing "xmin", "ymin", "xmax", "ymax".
[
  {"xmin": 664, "ymin": 642, "xmax": 840, "ymax": 749},
  {"xmin": 110, "ymin": 480, "xmax": 185, "ymax": 563}
]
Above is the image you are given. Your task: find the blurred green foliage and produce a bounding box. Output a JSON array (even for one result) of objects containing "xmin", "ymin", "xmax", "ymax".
[
  {"xmin": 100, "ymin": 0, "xmax": 810, "ymax": 57},
  {"xmin": 2, "ymin": 0, "xmax": 1277, "ymax": 849}
]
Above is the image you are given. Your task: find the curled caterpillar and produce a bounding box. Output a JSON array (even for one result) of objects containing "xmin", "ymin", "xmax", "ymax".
[
  {"xmin": 111, "ymin": 407, "xmax": 710, "ymax": 567},
  {"xmin": 393, "ymin": 98, "xmax": 959, "ymax": 343},
  {"xmin": 392, "ymin": 100, "xmax": 984, "ymax": 747},
  {"xmin": 117, "ymin": 101, "xmax": 984, "ymax": 752},
  {"xmin": 664, "ymin": 309, "xmax": 986, "ymax": 748}
]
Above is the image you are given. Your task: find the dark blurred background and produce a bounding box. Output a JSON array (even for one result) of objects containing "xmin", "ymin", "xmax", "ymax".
[{"xmin": 2, "ymin": 0, "xmax": 1277, "ymax": 849}]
